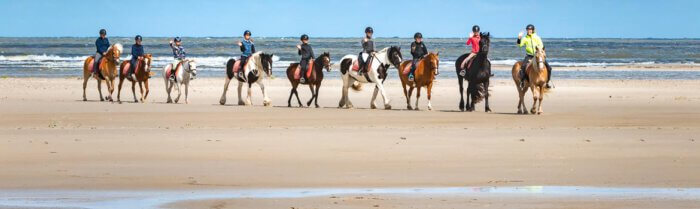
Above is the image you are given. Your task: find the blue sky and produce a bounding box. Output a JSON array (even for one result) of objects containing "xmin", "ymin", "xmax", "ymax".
[{"xmin": 1, "ymin": 0, "xmax": 698, "ymax": 38}]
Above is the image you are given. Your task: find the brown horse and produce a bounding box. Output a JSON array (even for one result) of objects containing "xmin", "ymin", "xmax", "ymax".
[
  {"xmin": 512, "ymin": 46, "xmax": 549, "ymax": 114},
  {"xmin": 397, "ymin": 52, "xmax": 440, "ymax": 110},
  {"xmin": 285, "ymin": 52, "xmax": 331, "ymax": 108},
  {"xmin": 117, "ymin": 54, "xmax": 153, "ymax": 103},
  {"xmin": 82, "ymin": 43, "xmax": 123, "ymax": 102}
]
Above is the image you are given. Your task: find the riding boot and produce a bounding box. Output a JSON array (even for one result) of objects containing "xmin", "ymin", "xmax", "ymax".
[
  {"xmin": 545, "ymin": 62, "xmax": 554, "ymax": 89},
  {"xmin": 519, "ymin": 69, "xmax": 527, "ymax": 89}
]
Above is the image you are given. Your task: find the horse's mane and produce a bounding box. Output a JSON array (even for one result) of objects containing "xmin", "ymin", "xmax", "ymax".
[{"xmin": 108, "ymin": 43, "xmax": 123, "ymax": 53}]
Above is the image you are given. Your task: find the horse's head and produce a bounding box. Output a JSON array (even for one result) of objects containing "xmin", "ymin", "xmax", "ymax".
[
  {"xmin": 425, "ymin": 52, "xmax": 440, "ymax": 76},
  {"xmin": 107, "ymin": 43, "xmax": 123, "ymax": 64},
  {"xmin": 478, "ymin": 32, "xmax": 491, "ymax": 54},
  {"xmin": 259, "ymin": 53, "xmax": 274, "ymax": 77},
  {"xmin": 535, "ymin": 46, "xmax": 546, "ymax": 71},
  {"xmin": 318, "ymin": 52, "xmax": 331, "ymax": 72},
  {"xmin": 387, "ymin": 46, "xmax": 403, "ymax": 68},
  {"xmin": 186, "ymin": 60, "xmax": 198, "ymax": 79},
  {"xmin": 143, "ymin": 54, "xmax": 152, "ymax": 72}
]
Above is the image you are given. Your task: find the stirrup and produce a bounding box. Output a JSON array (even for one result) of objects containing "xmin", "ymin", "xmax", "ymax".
[
  {"xmin": 408, "ymin": 74, "xmax": 414, "ymax": 81},
  {"xmin": 459, "ymin": 70, "xmax": 466, "ymax": 77},
  {"xmin": 300, "ymin": 77, "xmax": 306, "ymax": 83}
]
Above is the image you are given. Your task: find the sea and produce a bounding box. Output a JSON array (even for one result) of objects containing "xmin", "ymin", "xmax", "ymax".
[{"xmin": 0, "ymin": 37, "xmax": 699, "ymax": 80}]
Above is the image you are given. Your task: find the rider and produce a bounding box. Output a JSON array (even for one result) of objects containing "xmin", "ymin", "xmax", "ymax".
[
  {"xmin": 128, "ymin": 35, "xmax": 144, "ymax": 80},
  {"xmin": 296, "ymin": 34, "xmax": 314, "ymax": 83},
  {"xmin": 93, "ymin": 29, "xmax": 110, "ymax": 73},
  {"xmin": 460, "ymin": 25, "xmax": 481, "ymax": 76},
  {"xmin": 409, "ymin": 32, "xmax": 428, "ymax": 81},
  {"xmin": 517, "ymin": 24, "xmax": 552, "ymax": 88},
  {"xmin": 237, "ymin": 30, "xmax": 256, "ymax": 78},
  {"xmin": 168, "ymin": 37, "xmax": 186, "ymax": 78},
  {"xmin": 357, "ymin": 27, "xmax": 375, "ymax": 76}
]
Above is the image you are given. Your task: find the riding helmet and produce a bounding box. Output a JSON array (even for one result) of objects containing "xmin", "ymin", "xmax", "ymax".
[
  {"xmin": 414, "ymin": 32, "xmax": 423, "ymax": 39},
  {"xmin": 135, "ymin": 35, "xmax": 142, "ymax": 41},
  {"xmin": 244, "ymin": 30, "xmax": 252, "ymax": 36},
  {"xmin": 300, "ymin": 34, "xmax": 309, "ymax": 41},
  {"xmin": 365, "ymin": 27, "xmax": 374, "ymax": 33},
  {"xmin": 99, "ymin": 29, "xmax": 107, "ymax": 35},
  {"xmin": 526, "ymin": 24, "xmax": 535, "ymax": 30},
  {"xmin": 472, "ymin": 25, "xmax": 480, "ymax": 33},
  {"xmin": 174, "ymin": 37, "xmax": 182, "ymax": 42}
]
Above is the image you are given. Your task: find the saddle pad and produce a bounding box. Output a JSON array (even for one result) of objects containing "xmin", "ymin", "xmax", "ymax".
[
  {"xmin": 166, "ymin": 62, "xmax": 182, "ymax": 80},
  {"xmin": 352, "ymin": 56, "xmax": 372, "ymax": 72},
  {"xmin": 232, "ymin": 57, "xmax": 250, "ymax": 74},
  {"xmin": 402, "ymin": 61, "xmax": 414, "ymax": 75},
  {"xmin": 294, "ymin": 60, "xmax": 314, "ymax": 80},
  {"xmin": 88, "ymin": 58, "xmax": 95, "ymax": 73}
]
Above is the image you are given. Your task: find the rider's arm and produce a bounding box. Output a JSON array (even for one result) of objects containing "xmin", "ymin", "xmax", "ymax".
[
  {"xmin": 422, "ymin": 43, "xmax": 428, "ymax": 56},
  {"xmin": 251, "ymin": 44, "xmax": 256, "ymax": 53},
  {"xmin": 410, "ymin": 42, "xmax": 417, "ymax": 57}
]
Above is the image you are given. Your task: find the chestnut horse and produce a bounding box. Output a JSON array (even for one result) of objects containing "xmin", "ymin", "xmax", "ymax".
[
  {"xmin": 397, "ymin": 52, "xmax": 440, "ymax": 110},
  {"xmin": 512, "ymin": 46, "xmax": 549, "ymax": 114},
  {"xmin": 82, "ymin": 43, "xmax": 123, "ymax": 102},
  {"xmin": 117, "ymin": 54, "xmax": 153, "ymax": 103},
  {"xmin": 285, "ymin": 52, "xmax": 331, "ymax": 108}
]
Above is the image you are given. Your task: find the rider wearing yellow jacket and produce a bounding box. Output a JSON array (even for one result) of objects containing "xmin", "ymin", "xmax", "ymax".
[{"xmin": 517, "ymin": 24, "xmax": 552, "ymax": 88}]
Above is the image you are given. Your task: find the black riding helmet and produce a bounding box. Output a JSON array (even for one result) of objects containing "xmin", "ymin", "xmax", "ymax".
[
  {"xmin": 173, "ymin": 37, "xmax": 181, "ymax": 42},
  {"xmin": 365, "ymin": 27, "xmax": 373, "ymax": 33},
  {"xmin": 99, "ymin": 29, "xmax": 107, "ymax": 35},
  {"xmin": 300, "ymin": 34, "xmax": 309, "ymax": 41},
  {"xmin": 526, "ymin": 24, "xmax": 535, "ymax": 31},
  {"xmin": 244, "ymin": 30, "xmax": 252, "ymax": 36},
  {"xmin": 135, "ymin": 35, "xmax": 142, "ymax": 41},
  {"xmin": 472, "ymin": 25, "xmax": 480, "ymax": 33},
  {"xmin": 414, "ymin": 32, "xmax": 422, "ymax": 39}
]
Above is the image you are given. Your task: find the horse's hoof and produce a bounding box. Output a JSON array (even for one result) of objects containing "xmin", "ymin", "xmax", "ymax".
[
  {"xmin": 315, "ymin": 104, "xmax": 320, "ymax": 108},
  {"xmin": 407, "ymin": 106, "xmax": 413, "ymax": 110},
  {"xmin": 428, "ymin": 106, "xmax": 433, "ymax": 111},
  {"xmin": 537, "ymin": 111, "xmax": 543, "ymax": 115},
  {"xmin": 263, "ymin": 101, "xmax": 271, "ymax": 107},
  {"xmin": 384, "ymin": 104, "xmax": 392, "ymax": 110},
  {"xmin": 370, "ymin": 104, "xmax": 377, "ymax": 109},
  {"xmin": 485, "ymin": 108, "xmax": 492, "ymax": 113},
  {"xmin": 83, "ymin": 98, "xmax": 87, "ymax": 101},
  {"xmin": 530, "ymin": 109, "xmax": 536, "ymax": 114},
  {"xmin": 414, "ymin": 107, "xmax": 420, "ymax": 111},
  {"xmin": 517, "ymin": 110, "xmax": 523, "ymax": 114},
  {"xmin": 238, "ymin": 101, "xmax": 245, "ymax": 106},
  {"xmin": 219, "ymin": 100, "xmax": 225, "ymax": 105}
]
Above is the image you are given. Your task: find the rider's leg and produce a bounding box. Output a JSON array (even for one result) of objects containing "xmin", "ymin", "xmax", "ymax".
[
  {"xmin": 545, "ymin": 60, "xmax": 553, "ymax": 88},
  {"xmin": 358, "ymin": 52, "xmax": 365, "ymax": 75},
  {"xmin": 465, "ymin": 52, "xmax": 476, "ymax": 69},
  {"xmin": 239, "ymin": 56, "xmax": 248, "ymax": 77},
  {"xmin": 93, "ymin": 53, "xmax": 102, "ymax": 73},
  {"xmin": 129, "ymin": 59, "xmax": 137, "ymax": 79},
  {"xmin": 300, "ymin": 59, "xmax": 309, "ymax": 82},
  {"xmin": 520, "ymin": 55, "xmax": 532, "ymax": 88},
  {"xmin": 409, "ymin": 59, "xmax": 418, "ymax": 80}
]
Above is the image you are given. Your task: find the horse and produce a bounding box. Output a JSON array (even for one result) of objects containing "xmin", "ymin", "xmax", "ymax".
[
  {"xmin": 455, "ymin": 32, "xmax": 492, "ymax": 112},
  {"xmin": 163, "ymin": 59, "xmax": 198, "ymax": 104},
  {"xmin": 219, "ymin": 52, "xmax": 274, "ymax": 106},
  {"xmin": 397, "ymin": 52, "xmax": 440, "ymax": 110},
  {"xmin": 82, "ymin": 43, "xmax": 123, "ymax": 102},
  {"xmin": 512, "ymin": 46, "xmax": 549, "ymax": 114},
  {"xmin": 285, "ymin": 52, "xmax": 332, "ymax": 108},
  {"xmin": 117, "ymin": 54, "xmax": 152, "ymax": 103},
  {"xmin": 337, "ymin": 46, "xmax": 402, "ymax": 109}
]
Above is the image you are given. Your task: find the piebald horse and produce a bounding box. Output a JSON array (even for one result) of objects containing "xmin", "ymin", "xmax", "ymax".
[
  {"xmin": 338, "ymin": 46, "xmax": 402, "ymax": 109},
  {"xmin": 117, "ymin": 54, "xmax": 152, "ymax": 103},
  {"xmin": 82, "ymin": 43, "xmax": 123, "ymax": 102},
  {"xmin": 220, "ymin": 52, "xmax": 274, "ymax": 106},
  {"xmin": 512, "ymin": 46, "xmax": 549, "ymax": 114},
  {"xmin": 163, "ymin": 59, "xmax": 198, "ymax": 104},
  {"xmin": 285, "ymin": 52, "xmax": 332, "ymax": 108},
  {"xmin": 397, "ymin": 52, "xmax": 440, "ymax": 110}
]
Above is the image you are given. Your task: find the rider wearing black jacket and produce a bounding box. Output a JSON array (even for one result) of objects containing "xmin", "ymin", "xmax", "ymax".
[
  {"xmin": 297, "ymin": 34, "xmax": 314, "ymax": 83},
  {"xmin": 409, "ymin": 32, "xmax": 428, "ymax": 81}
]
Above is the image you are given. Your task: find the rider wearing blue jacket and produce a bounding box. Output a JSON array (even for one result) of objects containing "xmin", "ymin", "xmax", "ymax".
[
  {"xmin": 128, "ymin": 35, "xmax": 144, "ymax": 80},
  {"xmin": 237, "ymin": 30, "xmax": 256, "ymax": 78},
  {"xmin": 94, "ymin": 29, "xmax": 110, "ymax": 73}
]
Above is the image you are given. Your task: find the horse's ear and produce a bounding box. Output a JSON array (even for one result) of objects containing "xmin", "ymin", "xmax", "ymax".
[{"xmin": 436, "ymin": 51, "xmax": 440, "ymax": 56}]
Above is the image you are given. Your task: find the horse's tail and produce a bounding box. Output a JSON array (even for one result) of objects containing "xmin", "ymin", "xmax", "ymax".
[
  {"xmin": 351, "ymin": 81, "xmax": 362, "ymax": 91},
  {"xmin": 225, "ymin": 58, "xmax": 235, "ymax": 79},
  {"xmin": 468, "ymin": 82, "xmax": 487, "ymax": 104}
]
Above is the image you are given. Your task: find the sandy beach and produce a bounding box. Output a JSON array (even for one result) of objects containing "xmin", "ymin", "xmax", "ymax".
[{"xmin": 1, "ymin": 77, "xmax": 699, "ymax": 208}]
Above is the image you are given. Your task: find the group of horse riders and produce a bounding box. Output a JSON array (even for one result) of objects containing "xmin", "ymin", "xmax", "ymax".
[{"xmin": 93, "ymin": 23, "xmax": 552, "ymax": 88}]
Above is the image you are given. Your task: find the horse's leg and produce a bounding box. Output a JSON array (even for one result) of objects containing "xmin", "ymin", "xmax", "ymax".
[
  {"xmin": 97, "ymin": 79, "xmax": 104, "ymax": 101},
  {"xmin": 537, "ymin": 85, "xmax": 544, "ymax": 114},
  {"xmin": 339, "ymin": 81, "xmax": 349, "ymax": 108},
  {"xmin": 105, "ymin": 79, "xmax": 113, "ymax": 102},
  {"xmin": 401, "ymin": 83, "xmax": 411, "ymax": 110},
  {"xmin": 287, "ymin": 84, "xmax": 296, "ymax": 107},
  {"xmin": 245, "ymin": 83, "xmax": 252, "ymax": 106},
  {"xmin": 218, "ymin": 77, "xmax": 231, "ymax": 105},
  {"xmin": 530, "ymin": 85, "xmax": 539, "ymax": 114},
  {"xmin": 184, "ymin": 81, "xmax": 189, "ymax": 104},
  {"xmin": 370, "ymin": 86, "xmax": 379, "ymax": 109},
  {"xmin": 138, "ymin": 81, "xmax": 144, "ymax": 103},
  {"xmin": 485, "ymin": 81, "xmax": 492, "ymax": 112},
  {"xmin": 414, "ymin": 86, "xmax": 421, "ymax": 111},
  {"xmin": 174, "ymin": 81, "xmax": 182, "ymax": 103},
  {"xmin": 293, "ymin": 87, "xmax": 303, "ymax": 107},
  {"xmin": 82, "ymin": 70, "xmax": 89, "ymax": 101},
  {"xmin": 458, "ymin": 77, "xmax": 465, "ymax": 111},
  {"xmin": 427, "ymin": 82, "xmax": 434, "ymax": 111},
  {"xmin": 166, "ymin": 81, "xmax": 174, "ymax": 103},
  {"xmin": 260, "ymin": 81, "xmax": 271, "ymax": 107},
  {"xmin": 407, "ymin": 86, "xmax": 415, "ymax": 110},
  {"xmin": 237, "ymin": 82, "xmax": 245, "ymax": 105},
  {"xmin": 313, "ymin": 83, "xmax": 321, "ymax": 108},
  {"xmin": 143, "ymin": 79, "xmax": 150, "ymax": 101},
  {"xmin": 131, "ymin": 81, "xmax": 138, "ymax": 103},
  {"xmin": 306, "ymin": 84, "xmax": 315, "ymax": 107},
  {"xmin": 465, "ymin": 82, "xmax": 473, "ymax": 112},
  {"xmin": 376, "ymin": 82, "xmax": 391, "ymax": 110},
  {"xmin": 117, "ymin": 77, "xmax": 124, "ymax": 102}
]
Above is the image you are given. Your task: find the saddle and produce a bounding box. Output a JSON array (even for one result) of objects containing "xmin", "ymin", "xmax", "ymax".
[
  {"xmin": 88, "ymin": 56, "xmax": 106, "ymax": 80},
  {"xmin": 232, "ymin": 57, "xmax": 251, "ymax": 79},
  {"xmin": 352, "ymin": 55, "xmax": 373, "ymax": 72},
  {"xmin": 294, "ymin": 60, "xmax": 314, "ymax": 80},
  {"xmin": 402, "ymin": 58, "xmax": 424, "ymax": 76},
  {"xmin": 121, "ymin": 60, "xmax": 142, "ymax": 77},
  {"xmin": 165, "ymin": 61, "xmax": 183, "ymax": 81}
]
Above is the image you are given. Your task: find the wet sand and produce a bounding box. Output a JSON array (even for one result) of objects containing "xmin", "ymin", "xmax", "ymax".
[{"xmin": 0, "ymin": 77, "xmax": 699, "ymax": 208}]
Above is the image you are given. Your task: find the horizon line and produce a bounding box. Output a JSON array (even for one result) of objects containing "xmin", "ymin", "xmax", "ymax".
[{"xmin": 1, "ymin": 36, "xmax": 699, "ymax": 40}]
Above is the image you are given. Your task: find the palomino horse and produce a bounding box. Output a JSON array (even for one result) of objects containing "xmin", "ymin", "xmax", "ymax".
[
  {"xmin": 82, "ymin": 43, "xmax": 123, "ymax": 102},
  {"xmin": 455, "ymin": 32, "xmax": 492, "ymax": 112},
  {"xmin": 512, "ymin": 46, "xmax": 549, "ymax": 114},
  {"xmin": 285, "ymin": 52, "xmax": 331, "ymax": 108},
  {"xmin": 338, "ymin": 46, "xmax": 402, "ymax": 109},
  {"xmin": 397, "ymin": 52, "xmax": 440, "ymax": 110},
  {"xmin": 163, "ymin": 59, "xmax": 198, "ymax": 104},
  {"xmin": 219, "ymin": 52, "xmax": 274, "ymax": 106},
  {"xmin": 117, "ymin": 54, "xmax": 152, "ymax": 103}
]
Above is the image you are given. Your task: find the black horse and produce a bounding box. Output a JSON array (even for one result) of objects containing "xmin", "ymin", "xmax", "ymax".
[{"xmin": 455, "ymin": 32, "xmax": 492, "ymax": 112}]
